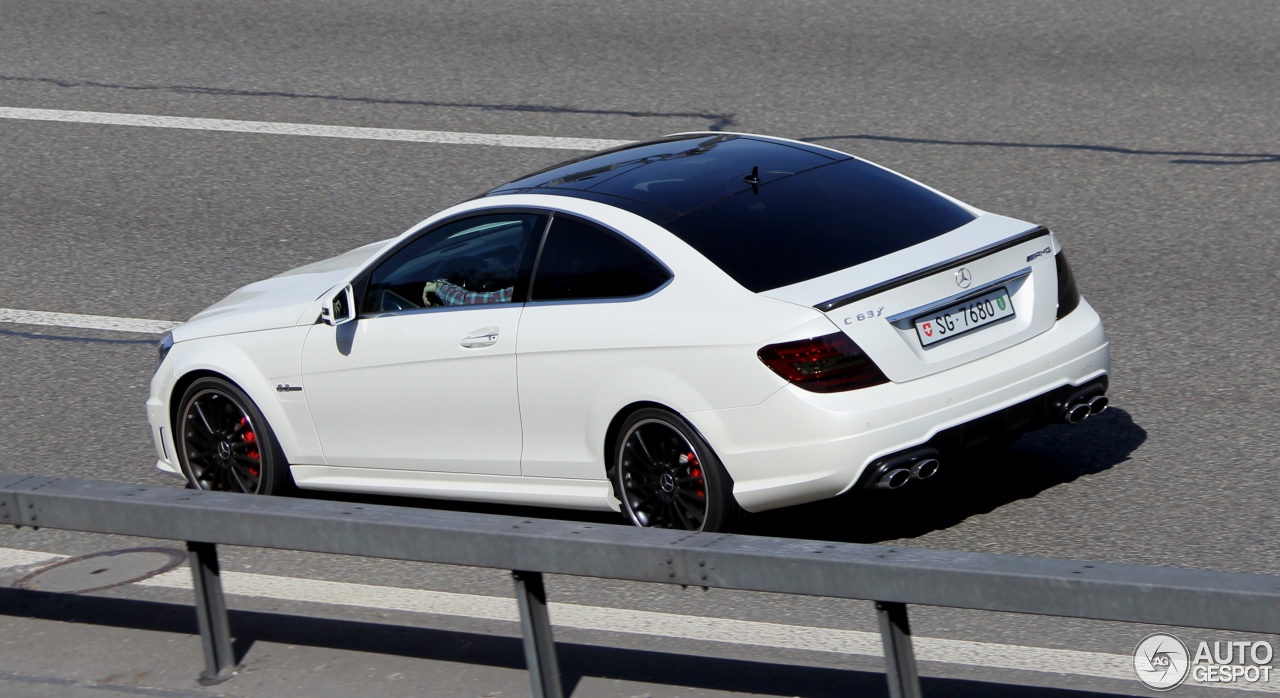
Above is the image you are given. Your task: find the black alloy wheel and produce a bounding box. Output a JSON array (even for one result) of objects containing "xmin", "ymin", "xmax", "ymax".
[
  {"xmin": 612, "ymin": 408, "xmax": 738, "ymax": 532},
  {"xmin": 176, "ymin": 377, "xmax": 291, "ymax": 495}
]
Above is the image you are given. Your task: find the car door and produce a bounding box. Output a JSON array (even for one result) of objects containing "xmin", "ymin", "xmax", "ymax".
[
  {"xmin": 515, "ymin": 214, "xmax": 673, "ymax": 480},
  {"xmin": 302, "ymin": 211, "xmax": 546, "ymax": 476}
]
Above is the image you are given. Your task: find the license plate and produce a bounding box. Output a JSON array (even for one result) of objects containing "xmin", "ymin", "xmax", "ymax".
[{"xmin": 914, "ymin": 288, "xmax": 1014, "ymax": 346}]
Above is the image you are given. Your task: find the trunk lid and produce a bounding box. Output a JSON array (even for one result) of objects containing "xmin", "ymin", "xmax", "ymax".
[{"xmin": 760, "ymin": 214, "xmax": 1059, "ymax": 383}]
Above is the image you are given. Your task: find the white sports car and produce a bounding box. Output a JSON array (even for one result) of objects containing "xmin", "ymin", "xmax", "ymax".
[{"xmin": 147, "ymin": 133, "xmax": 1109, "ymax": 532}]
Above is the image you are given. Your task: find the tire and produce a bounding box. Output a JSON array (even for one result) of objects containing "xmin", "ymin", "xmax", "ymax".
[
  {"xmin": 175, "ymin": 377, "xmax": 292, "ymax": 495},
  {"xmin": 611, "ymin": 408, "xmax": 739, "ymax": 532}
]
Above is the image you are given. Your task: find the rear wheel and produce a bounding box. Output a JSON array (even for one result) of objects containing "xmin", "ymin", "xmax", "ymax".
[
  {"xmin": 175, "ymin": 377, "xmax": 292, "ymax": 495},
  {"xmin": 612, "ymin": 408, "xmax": 738, "ymax": 532}
]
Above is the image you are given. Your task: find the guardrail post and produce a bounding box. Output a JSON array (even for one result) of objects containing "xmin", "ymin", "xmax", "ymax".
[
  {"xmin": 876, "ymin": 601, "xmax": 922, "ymax": 698},
  {"xmin": 512, "ymin": 570, "xmax": 564, "ymax": 698},
  {"xmin": 187, "ymin": 541, "xmax": 238, "ymax": 685}
]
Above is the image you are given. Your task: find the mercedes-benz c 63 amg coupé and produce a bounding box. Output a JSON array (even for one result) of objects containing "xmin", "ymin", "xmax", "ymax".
[{"xmin": 148, "ymin": 133, "xmax": 1110, "ymax": 532}]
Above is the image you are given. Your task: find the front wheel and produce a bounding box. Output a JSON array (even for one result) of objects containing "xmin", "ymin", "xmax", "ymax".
[
  {"xmin": 175, "ymin": 377, "xmax": 292, "ymax": 495},
  {"xmin": 612, "ymin": 408, "xmax": 739, "ymax": 532}
]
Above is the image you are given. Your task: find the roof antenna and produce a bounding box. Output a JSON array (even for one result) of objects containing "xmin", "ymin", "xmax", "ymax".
[{"xmin": 743, "ymin": 166, "xmax": 760, "ymax": 194}]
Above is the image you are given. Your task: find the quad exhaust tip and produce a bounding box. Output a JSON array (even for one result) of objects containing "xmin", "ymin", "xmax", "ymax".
[
  {"xmin": 876, "ymin": 468, "xmax": 912, "ymax": 489},
  {"xmin": 872, "ymin": 452, "xmax": 942, "ymax": 489},
  {"xmin": 1063, "ymin": 393, "xmax": 1110, "ymax": 424},
  {"xmin": 910, "ymin": 458, "xmax": 940, "ymax": 480},
  {"xmin": 1064, "ymin": 402, "xmax": 1091, "ymax": 424},
  {"xmin": 1088, "ymin": 394, "xmax": 1109, "ymax": 415}
]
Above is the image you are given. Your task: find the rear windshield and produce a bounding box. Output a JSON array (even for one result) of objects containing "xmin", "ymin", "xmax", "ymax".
[{"xmin": 662, "ymin": 158, "xmax": 976, "ymax": 292}]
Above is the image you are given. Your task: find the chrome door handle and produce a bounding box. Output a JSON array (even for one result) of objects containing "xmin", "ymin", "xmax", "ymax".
[{"xmin": 460, "ymin": 327, "xmax": 499, "ymax": 348}]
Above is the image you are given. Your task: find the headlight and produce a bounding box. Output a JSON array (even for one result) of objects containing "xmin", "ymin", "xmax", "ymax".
[{"xmin": 155, "ymin": 333, "xmax": 174, "ymax": 373}]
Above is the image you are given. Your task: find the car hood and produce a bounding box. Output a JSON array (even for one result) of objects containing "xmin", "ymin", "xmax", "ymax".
[{"xmin": 172, "ymin": 239, "xmax": 393, "ymax": 342}]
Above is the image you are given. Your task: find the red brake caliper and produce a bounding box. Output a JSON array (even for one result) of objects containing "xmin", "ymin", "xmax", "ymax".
[
  {"xmin": 687, "ymin": 451, "xmax": 705, "ymax": 499},
  {"xmin": 240, "ymin": 417, "xmax": 260, "ymax": 477}
]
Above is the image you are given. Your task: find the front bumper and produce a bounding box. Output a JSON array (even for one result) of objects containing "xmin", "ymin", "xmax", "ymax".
[
  {"xmin": 685, "ymin": 299, "xmax": 1110, "ymax": 512},
  {"xmin": 147, "ymin": 355, "xmax": 183, "ymax": 478}
]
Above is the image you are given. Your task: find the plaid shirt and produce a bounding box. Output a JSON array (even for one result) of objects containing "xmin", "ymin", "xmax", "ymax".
[{"xmin": 433, "ymin": 280, "xmax": 514, "ymax": 306}]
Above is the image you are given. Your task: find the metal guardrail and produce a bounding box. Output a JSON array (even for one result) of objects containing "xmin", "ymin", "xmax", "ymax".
[{"xmin": 4, "ymin": 473, "xmax": 1280, "ymax": 698}]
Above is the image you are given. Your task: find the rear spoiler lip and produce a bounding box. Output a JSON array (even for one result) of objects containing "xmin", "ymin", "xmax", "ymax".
[{"xmin": 814, "ymin": 226, "xmax": 1050, "ymax": 312}]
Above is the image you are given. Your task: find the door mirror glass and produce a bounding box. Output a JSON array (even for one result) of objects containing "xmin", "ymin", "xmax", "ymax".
[{"xmin": 321, "ymin": 284, "xmax": 356, "ymax": 326}]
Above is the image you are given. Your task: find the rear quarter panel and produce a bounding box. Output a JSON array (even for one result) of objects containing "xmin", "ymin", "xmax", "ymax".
[{"xmin": 512, "ymin": 200, "xmax": 833, "ymax": 481}]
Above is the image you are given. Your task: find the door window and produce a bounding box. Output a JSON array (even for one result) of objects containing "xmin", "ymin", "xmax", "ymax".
[
  {"xmin": 363, "ymin": 213, "xmax": 546, "ymax": 314},
  {"xmin": 531, "ymin": 217, "xmax": 671, "ymax": 301}
]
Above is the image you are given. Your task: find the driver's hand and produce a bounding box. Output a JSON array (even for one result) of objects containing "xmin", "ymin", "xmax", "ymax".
[{"xmin": 422, "ymin": 281, "xmax": 439, "ymax": 305}]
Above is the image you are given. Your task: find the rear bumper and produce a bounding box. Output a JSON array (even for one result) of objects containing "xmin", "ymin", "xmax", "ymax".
[
  {"xmin": 852, "ymin": 375, "xmax": 1107, "ymax": 490},
  {"xmin": 685, "ymin": 299, "xmax": 1110, "ymax": 512}
]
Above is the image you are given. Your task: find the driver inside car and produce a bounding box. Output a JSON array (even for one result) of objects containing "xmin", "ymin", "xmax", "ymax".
[
  {"xmin": 420, "ymin": 251, "xmax": 518, "ymax": 307},
  {"xmin": 422, "ymin": 279, "xmax": 513, "ymax": 306}
]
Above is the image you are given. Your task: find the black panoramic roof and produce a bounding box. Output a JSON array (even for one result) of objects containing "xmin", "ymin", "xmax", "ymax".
[
  {"xmin": 486, "ymin": 133, "xmax": 977, "ymax": 292},
  {"xmin": 484, "ymin": 134, "xmax": 847, "ymax": 222}
]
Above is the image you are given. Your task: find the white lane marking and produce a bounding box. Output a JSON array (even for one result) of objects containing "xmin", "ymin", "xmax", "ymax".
[
  {"xmin": 0, "ymin": 308, "xmax": 179, "ymax": 335},
  {"xmin": 0, "ymin": 548, "xmax": 64, "ymax": 569},
  {"xmin": 1, "ymin": 547, "xmax": 1274, "ymax": 691},
  {"xmin": 0, "ymin": 107, "xmax": 631, "ymax": 152}
]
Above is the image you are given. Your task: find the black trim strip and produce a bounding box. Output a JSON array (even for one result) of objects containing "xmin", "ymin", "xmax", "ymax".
[
  {"xmin": 523, "ymin": 213, "xmax": 556, "ymax": 303},
  {"xmin": 814, "ymin": 226, "xmax": 1049, "ymax": 312}
]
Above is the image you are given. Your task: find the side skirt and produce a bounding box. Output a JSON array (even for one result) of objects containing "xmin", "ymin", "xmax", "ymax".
[{"xmin": 289, "ymin": 465, "xmax": 618, "ymax": 512}]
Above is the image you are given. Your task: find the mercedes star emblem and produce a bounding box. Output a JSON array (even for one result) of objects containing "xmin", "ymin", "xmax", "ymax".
[{"xmin": 955, "ymin": 267, "xmax": 973, "ymax": 288}]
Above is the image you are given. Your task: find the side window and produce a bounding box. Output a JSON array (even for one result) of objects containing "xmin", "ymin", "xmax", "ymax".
[
  {"xmin": 531, "ymin": 217, "xmax": 671, "ymax": 301},
  {"xmin": 363, "ymin": 213, "xmax": 546, "ymax": 315}
]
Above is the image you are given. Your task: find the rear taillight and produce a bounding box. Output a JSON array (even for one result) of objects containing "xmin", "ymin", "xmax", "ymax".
[
  {"xmin": 758, "ymin": 332, "xmax": 889, "ymax": 393},
  {"xmin": 1055, "ymin": 251, "xmax": 1081, "ymax": 319}
]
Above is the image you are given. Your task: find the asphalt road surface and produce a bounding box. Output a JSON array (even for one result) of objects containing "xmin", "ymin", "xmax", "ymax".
[{"xmin": 0, "ymin": 1, "xmax": 1277, "ymax": 696}]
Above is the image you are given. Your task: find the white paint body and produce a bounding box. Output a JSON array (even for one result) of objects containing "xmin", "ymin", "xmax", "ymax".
[{"xmin": 148, "ymin": 160, "xmax": 1108, "ymax": 514}]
